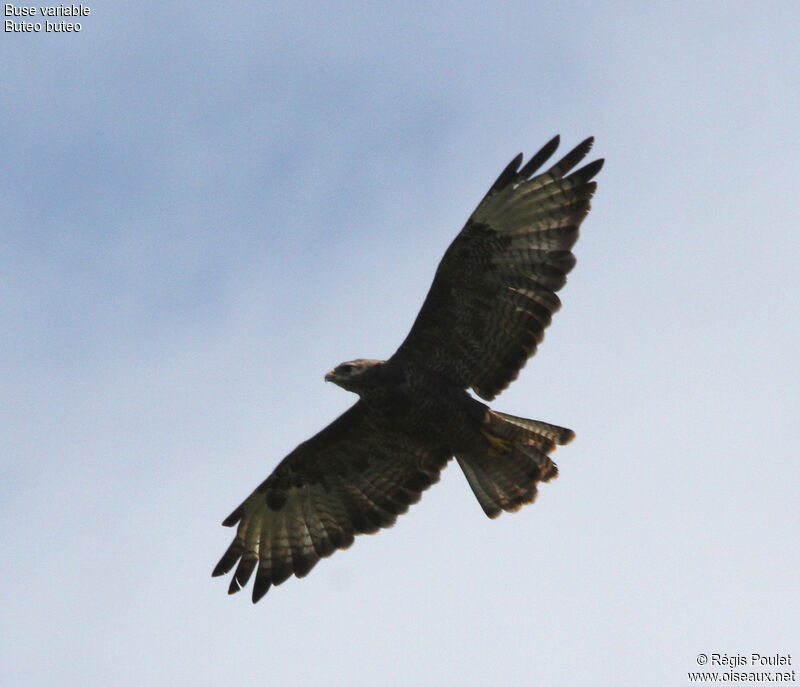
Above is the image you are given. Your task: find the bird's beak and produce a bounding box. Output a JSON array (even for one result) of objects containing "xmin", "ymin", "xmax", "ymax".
[{"xmin": 325, "ymin": 369, "xmax": 336, "ymax": 382}]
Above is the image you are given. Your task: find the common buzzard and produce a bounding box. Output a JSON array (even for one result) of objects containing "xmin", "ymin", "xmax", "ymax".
[{"xmin": 214, "ymin": 136, "xmax": 603, "ymax": 602}]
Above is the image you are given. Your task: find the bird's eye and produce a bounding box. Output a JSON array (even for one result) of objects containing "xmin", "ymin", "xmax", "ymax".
[{"xmin": 339, "ymin": 364, "xmax": 353, "ymax": 374}]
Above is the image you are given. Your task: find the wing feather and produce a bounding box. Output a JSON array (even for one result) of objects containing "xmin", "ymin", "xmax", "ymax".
[
  {"xmin": 393, "ymin": 136, "xmax": 603, "ymax": 400},
  {"xmin": 213, "ymin": 402, "xmax": 450, "ymax": 602}
]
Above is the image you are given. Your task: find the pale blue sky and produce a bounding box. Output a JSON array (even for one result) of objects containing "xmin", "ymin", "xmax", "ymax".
[{"xmin": 2, "ymin": 2, "xmax": 798, "ymax": 686}]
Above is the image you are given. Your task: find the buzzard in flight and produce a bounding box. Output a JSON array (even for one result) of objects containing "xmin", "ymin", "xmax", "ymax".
[{"xmin": 214, "ymin": 136, "xmax": 603, "ymax": 602}]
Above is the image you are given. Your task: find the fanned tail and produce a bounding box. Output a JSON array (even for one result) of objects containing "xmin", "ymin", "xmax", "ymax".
[{"xmin": 455, "ymin": 410, "xmax": 574, "ymax": 518}]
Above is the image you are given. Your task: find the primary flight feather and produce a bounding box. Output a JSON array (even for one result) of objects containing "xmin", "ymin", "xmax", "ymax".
[{"xmin": 213, "ymin": 136, "xmax": 603, "ymax": 602}]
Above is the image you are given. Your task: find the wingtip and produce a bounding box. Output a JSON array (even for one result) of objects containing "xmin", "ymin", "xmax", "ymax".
[
  {"xmin": 488, "ymin": 153, "xmax": 525, "ymax": 194},
  {"xmin": 549, "ymin": 137, "xmax": 597, "ymax": 177},
  {"xmin": 576, "ymin": 136, "xmax": 595, "ymax": 156},
  {"xmin": 221, "ymin": 507, "xmax": 243, "ymax": 527},
  {"xmin": 573, "ymin": 158, "xmax": 604, "ymax": 183},
  {"xmin": 212, "ymin": 540, "xmax": 244, "ymax": 577},
  {"xmin": 252, "ymin": 583, "xmax": 270, "ymax": 603},
  {"xmin": 518, "ymin": 135, "xmax": 561, "ymax": 179}
]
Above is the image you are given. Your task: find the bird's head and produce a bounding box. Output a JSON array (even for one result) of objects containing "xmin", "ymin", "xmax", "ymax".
[{"xmin": 325, "ymin": 358, "xmax": 383, "ymax": 394}]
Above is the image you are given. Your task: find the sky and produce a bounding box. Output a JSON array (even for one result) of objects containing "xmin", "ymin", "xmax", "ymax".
[{"xmin": 2, "ymin": 2, "xmax": 798, "ymax": 686}]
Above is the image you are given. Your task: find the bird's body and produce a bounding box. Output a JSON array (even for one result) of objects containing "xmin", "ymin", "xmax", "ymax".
[
  {"xmin": 214, "ymin": 136, "xmax": 603, "ymax": 602},
  {"xmin": 331, "ymin": 358, "xmax": 487, "ymax": 449}
]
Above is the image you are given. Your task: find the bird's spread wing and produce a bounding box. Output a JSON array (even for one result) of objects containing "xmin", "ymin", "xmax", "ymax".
[
  {"xmin": 212, "ymin": 402, "xmax": 450, "ymax": 602},
  {"xmin": 393, "ymin": 136, "xmax": 603, "ymax": 400}
]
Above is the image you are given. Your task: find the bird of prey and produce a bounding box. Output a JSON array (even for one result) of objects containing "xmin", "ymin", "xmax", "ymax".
[{"xmin": 213, "ymin": 136, "xmax": 603, "ymax": 602}]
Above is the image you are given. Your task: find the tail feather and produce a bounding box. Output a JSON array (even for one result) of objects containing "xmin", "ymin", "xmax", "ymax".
[{"xmin": 456, "ymin": 410, "xmax": 573, "ymax": 518}]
